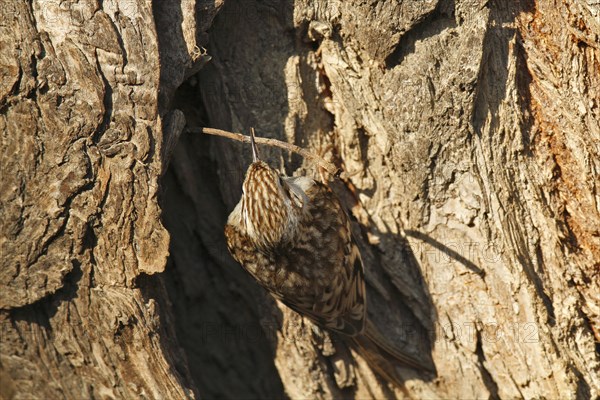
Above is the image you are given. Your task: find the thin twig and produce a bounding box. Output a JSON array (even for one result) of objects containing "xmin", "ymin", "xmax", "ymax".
[{"xmin": 189, "ymin": 127, "xmax": 343, "ymax": 178}]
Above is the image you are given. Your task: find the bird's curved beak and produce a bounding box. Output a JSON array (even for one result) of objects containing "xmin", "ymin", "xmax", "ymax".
[{"xmin": 250, "ymin": 128, "xmax": 259, "ymax": 162}]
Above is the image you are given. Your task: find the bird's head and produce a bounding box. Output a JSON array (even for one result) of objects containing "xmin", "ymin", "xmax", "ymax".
[{"xmin": 241, "ymin": 131, "xmax": 308, "ymax": 249}]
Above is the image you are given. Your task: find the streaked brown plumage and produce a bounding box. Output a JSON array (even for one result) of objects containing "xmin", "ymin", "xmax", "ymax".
[
  {"xmin": 226, "ymin": 156, "xmax": 365, "ymax": 335},
  {"xmin": 225, "ymin": 130, "xmax": 430, "ymax": 379}
]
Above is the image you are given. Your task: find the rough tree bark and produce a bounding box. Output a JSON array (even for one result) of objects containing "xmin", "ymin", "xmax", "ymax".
[{"xmin": 1, "ymin": 0, "xmax": 598, "ymax": 399}]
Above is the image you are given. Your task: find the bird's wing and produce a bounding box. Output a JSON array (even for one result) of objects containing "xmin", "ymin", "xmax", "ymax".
[
  {"xmin": 280, "ymin": 241, "xmax": 366, "ymax": 337},
  {"xmin": 289, "ymin": 181, "xmax": 367, "ymax": 336}
]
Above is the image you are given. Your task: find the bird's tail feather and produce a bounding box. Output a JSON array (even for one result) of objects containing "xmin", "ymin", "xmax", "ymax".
[
  {"xmin": 350, "ymin": 319, "xmax": 435, "ymax": 387},
  {"xmin": 364, "ymin": 319, "xmax": 433, "ymax": 371}
]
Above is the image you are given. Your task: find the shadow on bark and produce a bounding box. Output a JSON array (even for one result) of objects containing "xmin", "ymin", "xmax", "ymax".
[
  {"xmin": 147, "ymin": 0, "xmax": 287, "ymax": 397},
  {"xmin": 155, "ymin": 81, "xmax": 287, "ymax": 398}
]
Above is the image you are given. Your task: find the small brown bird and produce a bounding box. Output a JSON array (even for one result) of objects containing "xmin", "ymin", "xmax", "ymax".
[{"xmin": 224, "ymin": 130, "xmax": 429, "ymax": 382}]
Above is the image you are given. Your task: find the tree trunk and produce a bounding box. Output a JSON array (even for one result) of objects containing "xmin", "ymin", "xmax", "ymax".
[{"xmin": 1, "ymin": 0, "xmax": 598, "ymax": 399}]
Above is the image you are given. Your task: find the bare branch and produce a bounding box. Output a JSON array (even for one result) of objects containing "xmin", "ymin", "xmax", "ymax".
[{"xmin": 188, "ymin": 127, "xmax": 343, "ymax": 179}]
